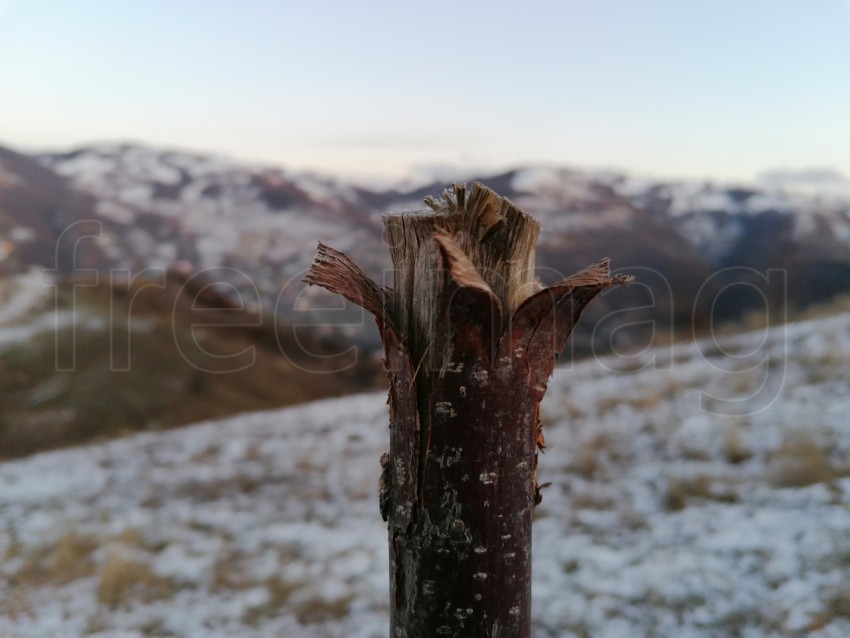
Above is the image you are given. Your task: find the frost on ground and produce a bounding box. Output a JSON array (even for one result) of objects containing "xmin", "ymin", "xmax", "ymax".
[
  {"xmin": 0, "ymin": 270, "xmax": 50, "ymax": 327},
  {"xmin": 1, "ymin": 313, "xmax": 850, "ymax": 638}
]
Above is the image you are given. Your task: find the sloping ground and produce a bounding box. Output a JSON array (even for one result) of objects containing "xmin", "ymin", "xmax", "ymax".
[
  {"xmin": 1, "ymin": 312, "xmax": 849, "ymax": 637},
  {"xmin": 0, "ymin": 273, "xmax": 380, "ymax": 458}
]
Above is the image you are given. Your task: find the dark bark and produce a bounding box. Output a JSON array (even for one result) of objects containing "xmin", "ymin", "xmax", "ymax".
[{"xmin": 306, "ymin": 182, "xmax": 630, "ymax": 637}]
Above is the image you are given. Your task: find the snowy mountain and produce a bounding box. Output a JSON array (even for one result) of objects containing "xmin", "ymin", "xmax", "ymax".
[
  {"xmin": 2, "ymin": 141, "xmax": 847, "ymax": 343},
  {"xmin": 2, "ymin": 310, "xmax": 849, "ymax": 637},
  {"xmin": 37, "ymin": 144, "xmax": 387, "ymax": 310},
  {"xmin": 34, "ymin": 145, "xmax": 850, "ymax": 275}
]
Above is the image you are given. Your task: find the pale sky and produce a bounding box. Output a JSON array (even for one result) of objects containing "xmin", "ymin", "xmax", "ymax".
[{"xmin": 1, "ymin": 0, "xmax": 848, "ymax": 182}]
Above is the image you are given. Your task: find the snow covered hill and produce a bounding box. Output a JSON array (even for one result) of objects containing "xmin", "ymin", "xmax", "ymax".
[
  {"xmin": 36, "ymin": 146, "xmax": 850, "ymax": 272},
  {"xmin": 37, "ymin": 144, "xmax": 384, "ymax": 308},
  {"xmin": 4, "ymin": 142, "xmax": 844, "ymax": 332},
  {"xmin": 2, "ymin": 311, "xmax": 849, "ymax": 638}
]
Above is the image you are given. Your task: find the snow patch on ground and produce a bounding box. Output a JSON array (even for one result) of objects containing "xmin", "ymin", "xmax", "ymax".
[
  {"xmin": 0, "ymin": 269, "xmax": 52, "ymax": 326},
  {"xmin": 1, "ymin": 309, "xmax": 849, "ymax": 637}
]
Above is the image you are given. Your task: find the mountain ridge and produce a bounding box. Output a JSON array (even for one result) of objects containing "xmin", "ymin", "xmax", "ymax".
[{"xmin": 2, "ymin": 141, "xmax": 849, "ymax": 352}]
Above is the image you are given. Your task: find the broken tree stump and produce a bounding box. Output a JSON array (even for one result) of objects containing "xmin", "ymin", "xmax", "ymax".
[{"xmin": 306, "ymin": 182, "xmax": 630, "ymax": 637}]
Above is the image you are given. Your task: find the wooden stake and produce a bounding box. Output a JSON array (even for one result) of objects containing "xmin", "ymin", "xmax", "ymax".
[{"xmin": 306, "ymin": 182, "xmax": 630, "ymax": 637}]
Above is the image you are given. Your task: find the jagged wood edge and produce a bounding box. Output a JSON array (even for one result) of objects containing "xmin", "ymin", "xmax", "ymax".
[
  {"xmin": 433, "ymin": 231, "xmax": 503, "ymax": 372},
  {"xmin": 501, "ymin": 257, "xmax": 631, "ymax": 367},
  {"xmin": 304, "ymin": 242, "xmax": 393, "ymax": 328}
]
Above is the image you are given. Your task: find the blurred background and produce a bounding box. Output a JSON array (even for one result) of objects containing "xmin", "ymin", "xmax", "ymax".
[{"xmin": 1, "ymin": 2, "xmax": 849, "ymax": 637}]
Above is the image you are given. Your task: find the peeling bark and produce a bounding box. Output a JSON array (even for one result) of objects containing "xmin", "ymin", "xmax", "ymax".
[{"xmin": 306, "ymin": 182, "xmax": 630, "ymax": 637}]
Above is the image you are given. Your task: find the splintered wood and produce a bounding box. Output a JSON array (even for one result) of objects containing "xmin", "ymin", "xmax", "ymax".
[{"xmin": 306, "ymin": 182, "xmax": 630, "ymax": 637}]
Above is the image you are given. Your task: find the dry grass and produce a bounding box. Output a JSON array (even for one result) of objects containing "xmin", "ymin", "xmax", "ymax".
[
  {"xmin": 768, "ymin": 433, "xmax": 844, "ymax": 488},
  {"xmin": 267, "ymin": 575, "xmax": 304, "ymax": 608},
  {"xmin": 628, "ymin": 392, "xmax": 666, "ymax": 412},
  {"xmin": 723, "ymin": 426, "xmax": 752, "ymax": 465},
  {"xmin": 561, "ymin": 398, "xmax": 586, "ymax": 422},
  {"xmin": 796, "ymin": 294, "xmax": 850, "ymax": 322},
  {"xmin": 176, "ymin": 473, "xmax": 266, "ymax": 501},
  {"xmin": 664, "ymin": 475, "xmax": 713, "ymax": 512},
  {"xmin": 190, "ymin": 444, "xmax": 221, "ymax": 463},
  {"xmin": 96, "ymin": 553, "xmax": 174, "ymax": 608},
  {"xmin": 295, "ymin": 454, "xmax": 324, "ymax": 473},
  {"xmin": 0, "ymin": 589, "xmax": 31, "ymax": 620},
  {"xmin": 4, "ymin": 526, "xmax": 24, "ymax": 560},
  {"xmin": 241, "ymin": 575, "xmax": 307, "ymax": 625},
  {"xmin": 824, "ymin": 590, "xmax": 850, "ymax": 619},
  {"xmin": 810, "ymin": 588, "xmax": 850, "ymax": 630},
  {"xmin": 681, "ymin": 447, "xmax": 711, "ymax": 462},
  {"xmin": 663, "ymin": 475, "xmax": 739, "ymax": 512},
  {"xmin": 570, "ymin": 444, "xmax": 603, "ymax": 479},
  {"xmin": 210, "ymin": 550, "xmax": 255, "ymax": 592},
  {"xmin": 619, "ymin": 507, "xmax": 649, "ymax": 531},
  {"xmin": 16, "ymin": 532, "xmax": 98, "ymax": 586},
  {"xmin": 293, "ymin": 594, "xmax": 353, "ymax": 625},
  {"xmin": 571, "ymin": 489, "xmax": 616, "ymax": 511},
  {"xmin": 568, "ymin": 432, "xmax": 625, "ymax": 479}
]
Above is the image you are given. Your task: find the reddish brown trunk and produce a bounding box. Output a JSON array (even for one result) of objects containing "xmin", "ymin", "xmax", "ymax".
[{"xmin": 306, "ymin": 182, "xmax": 629, "ymax": 637}]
